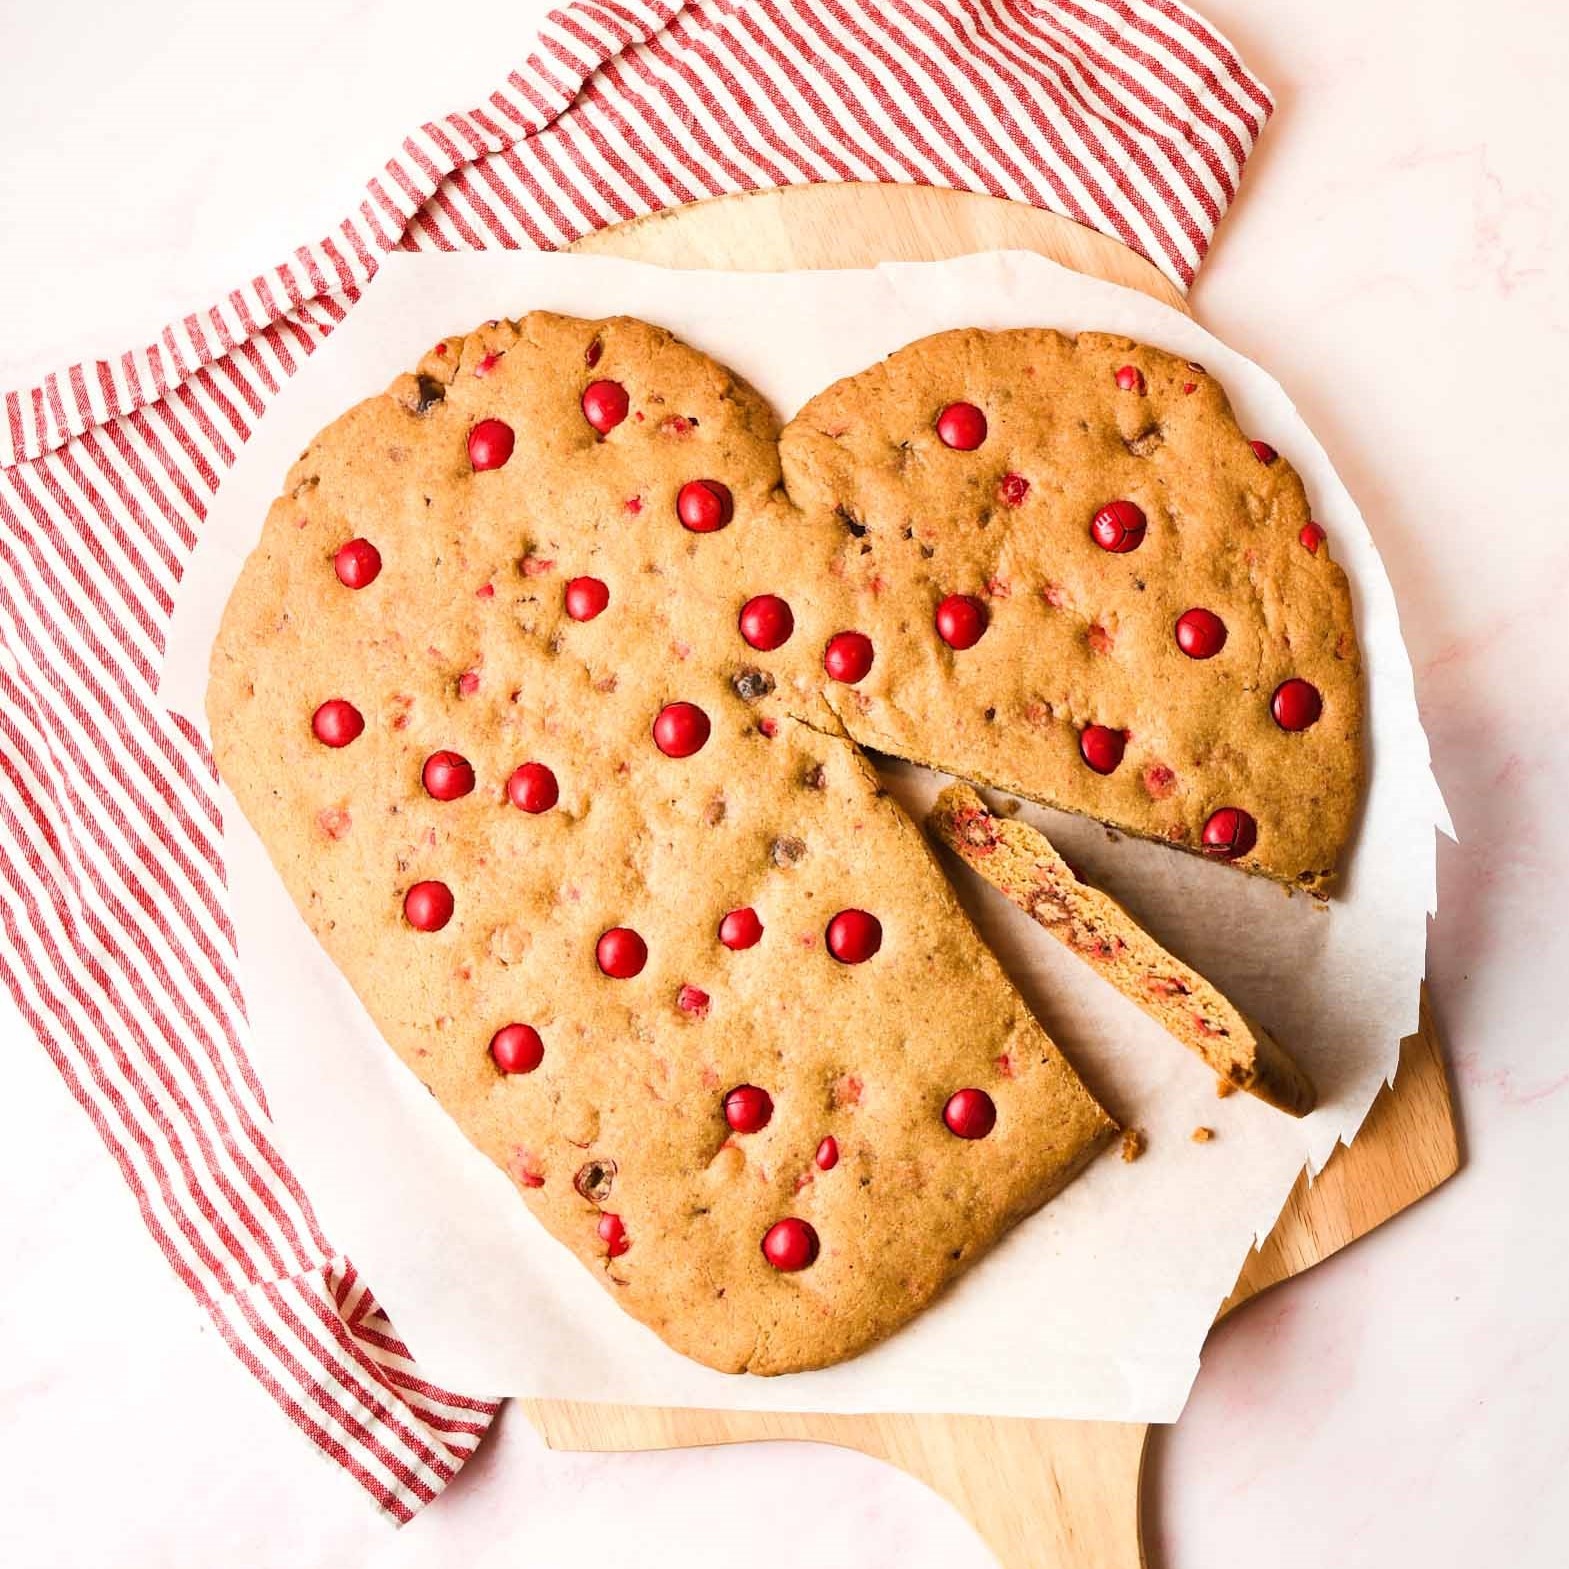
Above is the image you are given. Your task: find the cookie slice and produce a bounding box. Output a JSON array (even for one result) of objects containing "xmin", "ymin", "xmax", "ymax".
[{"xmin": 928, "ymin": 785, "xmax": 1316, "ymax": 1117}]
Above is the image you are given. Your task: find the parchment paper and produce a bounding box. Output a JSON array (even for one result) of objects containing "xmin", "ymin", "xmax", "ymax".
[{"xmin": 159, "ymin": 251, "xmax": 1447, "ymax": 1420}]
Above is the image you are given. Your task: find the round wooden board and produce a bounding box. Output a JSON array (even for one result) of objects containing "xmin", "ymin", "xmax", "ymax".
[{"xmin": 520, "ymin": 184, "xmax": 1461, "ymax": 1569}]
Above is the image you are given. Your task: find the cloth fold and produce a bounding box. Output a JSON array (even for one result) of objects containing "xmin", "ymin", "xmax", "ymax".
[{"xmin": 0, "ymin": 0, "xmax": 1270, "ymax": 1521}]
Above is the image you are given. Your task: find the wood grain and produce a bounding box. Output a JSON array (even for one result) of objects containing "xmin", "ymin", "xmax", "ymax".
[{"xmin": 521, "ymin": 184, "xmax": 1461, "ymax": 1569}]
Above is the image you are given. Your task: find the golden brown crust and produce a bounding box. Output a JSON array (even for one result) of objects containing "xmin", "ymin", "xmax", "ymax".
[{"xmin": 927, "ymin": 784, "xmax": 1316, "ymax": 1118}]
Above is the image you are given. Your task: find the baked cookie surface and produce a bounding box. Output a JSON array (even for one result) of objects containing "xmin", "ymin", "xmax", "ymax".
[{"xmin": 210, "ymin": 311, "xmax": 1360, "ymax": 1373}]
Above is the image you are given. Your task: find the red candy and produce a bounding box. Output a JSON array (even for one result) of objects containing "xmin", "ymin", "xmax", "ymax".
[
  {"xmin": 1250, "ymin": 439, "xmax": 1279, "ymax": 465},
  {"xmin": 1175, "ymin": 608, "xmax": 1227, "ymax": 659},
  {"xmin": 719, "ymin": 907, "xmax": 764, "ymax": 950},
  {"xmin": 490, "ymin": 1023, "xmax": 544, "ymax": 1075},
  {"xmin": 936, "ymin": 401, "xmax": 987, "ymax": 450},
  {"xmin": 597, "ymin": 926, "xmax": 648, "ymax": 979},
  {"xmin": 467, "ymin": 418, "xmax": 515, "ymax": 471},
  {"xmin": 814, "ymin": 1136, "xmax": 839, "ymax": 1172},
  {"xmin": 403, "ymin": 880, "xmax": 454, "ymax": 932},
  {"xmin": 676, "ymin": 479, "xmax": 734, "ymax": 533},
  {"xmin": 826, "ymin": 908, "xmax": 882, "ymax": 964},
  {"xmin": 761, "ymin": 1217, "xmax": 819, "ymax": 1272},
  {"xmin": 1271, "ymin": 678, "xmax": 1323, "ymax": 732},
  {"xmin": 422, "ymin": 750, "xmax": 475, "ymax": 801},
  {"xmin": 739, "ymin": 594, "xmax": 795, "ymax": 651},
  {"xmin": 565, "ymin": 576, "xmax": 610, "ymax": 621},
  {"xmin": 823, "ymin": 630, "xmax": 874, "ymax": 684},
  {"xmin": 334, "ymin": 538, "xmax": 381, "ymax": 589},
  {"xmin": 1201, "ymin": 807, "xmax": 1258, "ymax": 860},
  {"xmin": 653, "ymin": 702, "xmax": 711, "ymax": 758},
  {"xmin": 1091, "ymin": 500, "xmax": 1147, "ymax": 553},
  {"xmin": 935, "ymin": 594, "xmax": 988, "ymax": 651},
  {"xmin": 581, "ymin": 379, "xmax": 629, "ymax": 435},
  {"xmin": 1080, "ymin": 725, "xmax": 1127, "ymax": 775},
  {"xmin": 1300, "ymin": 521, "xmax": 1326, "ymax": 555},
  {"xmin": 598, "ymin": 1212, "xmax": 629, "ymax": 1258},
  {"xmin": 311, "ymin": 699, "xmax": 364, "ymax": 748},
  {"xmin": 507, "ymin": 762, "xmax": 560, "ymax": 813},
  {"xmin": 943, "ymin": 1087, "xmax": 997, "ymax": 1140},
  {"xmin": 1114, "ymin": 364, "xmax": 1146, "ymax": 394},
  {"xmin": 724, "ymin": 1084, "xmax": 773, "ymax": 1134}
]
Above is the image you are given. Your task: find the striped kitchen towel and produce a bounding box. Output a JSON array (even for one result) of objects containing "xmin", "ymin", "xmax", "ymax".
[{"xmin": 0, "ymin": 0, "xmax": 1271, "ymax": 1521}]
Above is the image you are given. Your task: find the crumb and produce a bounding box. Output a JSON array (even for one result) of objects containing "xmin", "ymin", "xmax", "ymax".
[
  {"xmin": 1191, "ymin": 1126, "xmax": 1214, "ymax": 1143},
  {"xmin": 1216, "ymin": 1076, "xmax": 1238, "ymax": 1098},
  {"xmin": 1120, "ymin": 1127, "xmax": 1146, "ymax": 1163}
]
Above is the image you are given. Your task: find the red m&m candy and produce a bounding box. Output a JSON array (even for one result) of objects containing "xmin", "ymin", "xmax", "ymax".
[
  {"xmin": 814, "ymin": 1136, "xmax": 839, "ymax": 1171},
  {"xmin": 823, "ymin": 631, "xmax": 874, "ymax": 684},
  {"xmin": 404, "ymin": 880, "xmax": 455, "ymax": 932},
  {"xmin": 565, "ymin": 576, "xmax": 609, "ymax": 621},
  {"xmin": 724, "ymin": 1084, "xmax": 773, "ymax": 1134},
  {"xmin": 597, "ymin": 927, "xmax": 648, "ymax": 978},
  {"xmin": 1201, "ymin": 807, "xmax": 1258, "ymax": 860},
  {"xmin": 1271, "ymin": 679, "xmax": 1323, "ymax": 732},
  {"xmin": 311, "ymin": 699, "xmax": 364, "ymax": 748},
  {"xmin": 761, "ymin": 1217, "xmax": 819, "ymax": 1272},
  {"xmin": 598, "ymin": 1212, "xmax": 629, "ymax": 1258},
  {"xmin": 739, "ymin": 594, "xmax": 794, "ymax": 651},
  {"xmin": 491, "ymin": 1023, "xmax": 544, "ymax": 1075},
  {"xmin": 334, "ymin": 538, "xmax": 381, "ymax": 589},
  {"xmin": 1300, "ymin": 521, "xmax": 1326, "ymax": 555},
  {"xmin": 826, "ymin": 909, "xmax": 882, "ymax": 964},
  {"xmin": 507, "ymin": 762, "xmax": 560, "ymax": 813},
  {"xmin": 1091, "ymin": 500, "xmax": 1147, "ymax": 553},
  {"xmin": 1080, "ymin": 725, "xmax": 1126, "ymax": 775},
  {"xmin": 581, "ymin": 379, "xmax": 629, "ymax": 435},
  {"xmin": 1175, "ymin": 608, "xmax": 1227, "ymax": 659},
  {"xmin": 422, "ymin": 750, "xmax": 475, "ymax": 801},
  {"xmin": 719, "ymin": 907, "xmax": 764, "ymax": 950},
  {"xmin": 676, "ymin": 479, "xmax": 733, "ymax": 533},
  {"xmin": 936, "ymin": 402, "xmax": 987, "ymax": 450},
  {"xmin": 1114, "ymin": 364, "xmax": 1146, "ymax": 393},
  {"xmin": 467, "ymin": 418, "xmax": 515, "ymax": 471},
  {"xmin": 943, "ymin": 1088, "xmax": 997, "ymax": 1140},
  {"xmin": 1249, "ymin": 439, "xmax": 1279, "ymax": 465},
  {"xmin": 653, "ymin": 702, "xmax": 711, "ymax": 758},
  {"xmin": 935, "ymin": 594, "xmax": 988, "ymax": 650}
]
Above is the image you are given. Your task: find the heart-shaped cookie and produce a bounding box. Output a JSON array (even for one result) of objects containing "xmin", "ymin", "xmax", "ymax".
[{"xmin": 209, "ymin": 312, "xmax": 1359, "ymax": 1373}]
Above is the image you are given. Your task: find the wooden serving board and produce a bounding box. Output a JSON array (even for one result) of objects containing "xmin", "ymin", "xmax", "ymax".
[{"xmin": 519, "ymin": 184, "xmax": 1461, "ymax": 1569}]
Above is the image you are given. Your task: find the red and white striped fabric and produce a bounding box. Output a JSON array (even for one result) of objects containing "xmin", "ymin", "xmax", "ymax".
[{"xmin": 0, "ymin": 0, "xmax": 1270, "ymax": 1521}]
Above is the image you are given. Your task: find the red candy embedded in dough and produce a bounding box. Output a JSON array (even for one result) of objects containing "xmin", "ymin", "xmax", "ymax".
[
  {"xmin": 1249, "ymin": 439, "xmax": 1279, "ymax": 465},
  {"xmin": 311, "ymin": 699, "xmax": 364, "ymax": 748},
  {"xmin": 491, "ymin": 1023, "xmax": 544, "ymax": 1075},
  {"xmin": 936, "ymin": 401, "xmax": 987, "ymax": 450},
  {"xmin": 676, "ymin": 479, "xmax": 734, "ymax": 533},
  {"xmin": 422, "ymin": 750, "xmax": 475, "ymax": 801},
  {"xmin": 761, "ymin": 1217, "xmax": 819, "ymax": 1272},
  {"xmin": 1300, "ymin": 521, "xmax": 1327, "ymax": 554},
  {"xmin": 724, "ymin": 1084, "xmax": 773, "ymax": 1134},
  {"xmin": 598, "ymin": 1212, "xmax": 629, "ymax": 1258},
  {"xmin": 653, "ymin": 702, "xmax": 711, "ymax": 758},
  {"xmin": 998, "ymin": 472, "xmax": 1030, "ymax": 507},
  {"xmin": 719, "ymin": 907, "xmax": 764, "ymax": 950},
  {"xmin": 467, "ymin": 419, "xmax": 515, "ymax": 471},
  {"xmin": 1175, "ymin": 608, "xmax": 1227, "ymax": 660},
  {"xmin": 823, "ymin": 631, "xmax": 874, "ymax": 684},
  {"xmin": 597, "ymin": 926, "xmax": 648, "ymax": 978},
  {"xmin": 739, "ymin": 594, "xmax": 795, "ymax": 651},
  {"xmin": 507, "ymin": 762, "xmax": 559, "ymax": 813},
  {"xmin": 1114, "ymin": 364, "xmax": 1146, "ymax": 394},
  {"xmin": 826, "ymin": 908, "xmax": 882, "ymax": 964},
  {"xmin": 935, "ymin": 594, "xmax": 988, "ymax": 651},
  {"xmin": 814, "ymin": 1136, "xmax": 839, "ymax": 1171},
  {"xmin": 1201, "ymin": 807, "xmax": 1258, "ymax": 860},
  {"xmin": 1271, "ymin": 678, "xmax": 1323, "ymax": 732},
  {"xmin": 943, "ymin": 1088, "xmax": 997, "ymax": 1140},
  {"xmin": 1079, "ymin": 725, "xmax": 1127, "ymax": 775},
  {"xmin": 1091, "ymin": 500, "xmax": 1147, "ymax": 553},
  {"xmin": 404, "ymin": 880, "xmax": 455, "ymax": 932},
  {"xmin": 581, "ymin": 379, "xmax": 629, "ymax": 435},
  {"xmin": 565, "ymin": 576, "xmax": 610, "ymax": 621},
  {"xmin": 333, "ymin": 538, "xmax": 381, "ymax": 589}
]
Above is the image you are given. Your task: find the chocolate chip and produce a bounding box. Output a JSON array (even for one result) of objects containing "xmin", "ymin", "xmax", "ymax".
[
  {"xmin": 983, "ymin": 706, "xmax": 997, "ymax": 723},
  {"xmin": 731, "ymin": 666, "xmax": 775, "ymax": 703},
  {"xmin": 413, "ymin": 374, "xmax": 446, "ymax": 413},
  {"xmin": 574, "ymin": 1158, "xmax": 617, "ymax": 1204},
  {"xmin": 702, "ymin": 794, "xmax": 727, "ymax": 827},
  {"xmin": 836, "ymin": 504, "xmax": 868, "ymax": 538},
  {"xmin": 802, "ymin": 764, "xmax": 826, "ymax": 791},
  {"xmin": 771, "ymin": 835, "xmax": 807, "ymax": 868}
]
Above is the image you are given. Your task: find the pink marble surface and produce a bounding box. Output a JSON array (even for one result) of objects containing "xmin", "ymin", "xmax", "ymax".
[{"xmin": 2, "ymin": 2, "xmax": 1565, "ymax": 1565}]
